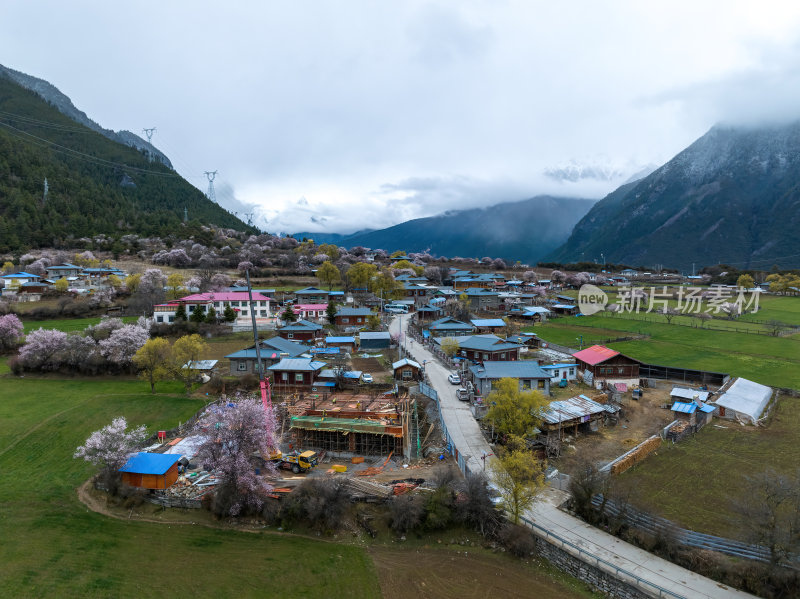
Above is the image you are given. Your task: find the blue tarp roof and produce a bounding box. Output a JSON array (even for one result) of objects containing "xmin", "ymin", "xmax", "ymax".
[
  {"xmin": 119, "ymin": 452, "xmax": 180, "ymax": 475},
  {"xmin": 326, "ymin": 336, "xmax": 355, "ymax": 343},
  {"xmin": 671, "ymin": 401, "xmax": 697, "ymax": 414}
]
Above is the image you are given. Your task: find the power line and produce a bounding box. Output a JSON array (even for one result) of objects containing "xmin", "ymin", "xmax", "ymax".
[{"xmin": 0, "ymin": 120, "xmax": 181, "ymax": 178}]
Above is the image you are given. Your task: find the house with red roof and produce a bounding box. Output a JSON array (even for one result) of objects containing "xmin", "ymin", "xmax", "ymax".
[
  {"xmin": 153, "ymin": 291, "xmax": 272, "ymax": 324},
  {"xmin": 572, "ymin": 344, "xmax": 641, "ymax": 388}
]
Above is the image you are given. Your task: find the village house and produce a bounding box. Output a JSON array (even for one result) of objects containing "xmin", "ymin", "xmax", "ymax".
[
  {"xmin": 292, "ymin": 303, "xmax": 329, "ymax": 322},
  {"xmin": 470, "ymin": 318, "xmax": 507, "ymax": 334},
  {"xmin": 334, "ymin": 307, "xmax": 372, "ymax": 328},
  {"xmin": 463, "ymin": 287, "xmax": 502, "ymax": 310},
  {"xmin": 572, "ymin": 345, "xmax": 641, "ymax": 388},
  {"xmin": 44, "ymin": 263, "xmax": 82, "ymax": 279},
  {"xmin": 0, "ymin": 271, "xmax": 41, "ymax": 294},
  {"xmin": 415, "ymin": 304, "xmax": 444, "ymax": 321},
  {"xmin": 293, "ymin": 287, "xmax": 330, "ymax": 303},
  {"xmin": 426, "ymin": 316, "xmax": 474, "ymax": 338},
  {"xmin": 518, "ymin": 306, "xmax": 551, "ymax": 322},
  {"xmin": 393, "ymin": 358, "xmax": 423, "ymax": 382},
  {"xmin": 469, "ymin": 360, "xmax": 551, "ymax": 396},
  {"xmin": 152, "ymin": 291, "xmax": 272, "ymax": 324},
  {"xmin": 119, "ymin": 452, "xmax": 180, "ymax": 490},
  {"xmin": 268, "ymin": 357, "xmax": 326, "ymax": 389},
  {"xmin": 225, "ymin": 337, "xmax": 309, "ymax": 375},
  {"xmin": 277, "ymin": 319, "xmax": 324, "ymax": 342},
  {"xmin": 325, "ymin": 336, "xmax": 357, "ymax": 353},
  {"xmin": 359, "ymin": 331, "xmax": 392, "ymax": 351},
  {"xmin": 451, "ymin": 334, "xmax": 523, "ymax": 363},
  {"xmin": 505, "ymin": 332, "xmax": 542, "ymax": 350},
  {"xmin": 541, "ymin": 363, "xmax": 578, "ymax": 384},
  {"xmin": 402, "ymin": 282, "xmax": 432, "ymax": 306}
]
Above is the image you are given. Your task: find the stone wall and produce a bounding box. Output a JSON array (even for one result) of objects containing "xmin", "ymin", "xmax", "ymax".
[{"xmin": 533, "ymin": 536, "xmax": 651, "ymax": 599}]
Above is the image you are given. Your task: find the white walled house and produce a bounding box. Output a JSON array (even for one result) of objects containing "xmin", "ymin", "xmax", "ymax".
[{"xmin": 153, "ymin": 292, "xmax": 272, "ymax": 324}]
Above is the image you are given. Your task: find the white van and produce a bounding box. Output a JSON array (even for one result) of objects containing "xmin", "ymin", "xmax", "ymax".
[{"xmin": 384, "ymin": 303, "xmax": 409, "ymax": 314}]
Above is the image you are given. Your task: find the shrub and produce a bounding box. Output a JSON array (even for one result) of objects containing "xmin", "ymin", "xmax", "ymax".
[{"xmin": 499, "ymin": 524, "xmax": 537, "ymax": 558}]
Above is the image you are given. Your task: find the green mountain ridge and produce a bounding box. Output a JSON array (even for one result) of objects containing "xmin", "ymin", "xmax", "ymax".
[
  {"xmin": 0, "ymin": 69, "xmax": 251, "ymax": 252},
  {"xmin": 549, "ymin": 122, "xmax": 800, "ymax": 271}
]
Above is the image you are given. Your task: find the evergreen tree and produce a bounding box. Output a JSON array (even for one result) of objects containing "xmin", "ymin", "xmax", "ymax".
[
  {"xmin": 326, "ymin": 301, "xmax": 337, "ymax": 325},
  {"xmin": 190, "ymin": 306, "xmax": 206, "ymax": 323},
  {"xmin": 174, "ymin": 303, "xmax": 188, "ymax": 321},
  {"xmin": 205, "ymin": 305, "xmax": 217, "ymax": 323},
  {"xmin": 223, "ymin": 305, "xmax": 237, "ymax": 322}
]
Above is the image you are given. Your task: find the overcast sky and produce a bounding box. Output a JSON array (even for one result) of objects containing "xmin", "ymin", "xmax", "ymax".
[{"xmin": 4, "ymin": 1, "xmax": 800, "ymax": 234}]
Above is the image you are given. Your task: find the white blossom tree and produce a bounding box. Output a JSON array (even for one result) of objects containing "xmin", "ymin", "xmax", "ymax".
[
  {"xmin": 74, "ymin": 417, "xmax": 147, "ymax": 489},
  {"xmin": 0, "ymin": 313, "xmax": 23, "ymax": 350}
]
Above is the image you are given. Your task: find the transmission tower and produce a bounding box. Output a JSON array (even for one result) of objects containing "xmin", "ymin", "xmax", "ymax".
[
  {"xmin": 204, "ymin": 170, "xmax": 218, "ymax": 203},
  {"xmin": 142, "ymin": 128, "xmax": 156, "ymax": 162},
  {"xmin": 244, "ymin": 212, "xmax": 254, "ymax": 226}
]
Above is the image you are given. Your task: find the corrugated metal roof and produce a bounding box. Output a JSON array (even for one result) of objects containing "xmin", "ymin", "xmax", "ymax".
[
  {"xmin": 326, "ymin": 336, "xmax": 356, "ymax": 343},
  {"xmin": 457, "ymin": 335, "xmax": 522, "ymax": 352},
  {"xmin": 393, "ymin": 358, "xmax": 421, "ymax": 370},
  {"xmin": 671, "ymin": 401, "xmax": 697, "ymax": 414},
  {"xmin": 268, "ymin": 358, "xmax": 325, "ymax": 371},
  {"xmin": 360, "ymin": 332, "xmax": 391, "ymax": 339},
  {"xmin": 471, "ymin": 319, "xmax": 506, "ymax": 327},
  {"xmin": 470, "ymin": 361, "xmax": 549, "ymax": 380},
  {"xmin": 573, "ymin": 345, "xmax": 620, "ymax": 366},
  {"xmin": 540, "ymin": 395, "xmax": 607, "ymax": 424},
  {"xmin": 670, "ymin": 387, "xmax": 710, "ymax": 402},
  {"xmin": 336, "ymin": 307, "xmax": 373, "ymax": 316},
  {"xmin": 119, "ymin": 452, "xmax": 180, "ymax": 475}
]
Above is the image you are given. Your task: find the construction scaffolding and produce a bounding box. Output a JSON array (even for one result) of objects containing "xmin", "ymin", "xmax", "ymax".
[{"xmin": 285, "ymin": 394, "xmax": 416, "ymax": 457}]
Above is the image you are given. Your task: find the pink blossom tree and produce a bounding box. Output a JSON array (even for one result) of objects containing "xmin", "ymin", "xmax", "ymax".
[
  {"xmin": 209, "ymin": 273, "xmax": 231, "ymax": 291},
  {"xmin": 0, "ymin": 314, "xmax": 23, "ymax": 350},
  {"xmin": 237, "ymin": 261, "xmax": 254, "ymax": 273},
  {"xmin": 194, "ymin": 397, "xmax": 278, "ymax": 516},
  {"xmin": 99, "ymin": 324, "xmax": 150, "ymax": 367},
  {"xmin": 74, "ymin": 416, "xmax": 147, "ymax": 489},
  {"xmin": 19, "ymin": 328, "xmax": 68, "ymax": 370}
]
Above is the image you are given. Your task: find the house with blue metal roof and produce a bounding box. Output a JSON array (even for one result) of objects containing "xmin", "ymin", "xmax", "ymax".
[
  {"xmin": 334, "ymin": 307, "xmax": 373, "ymax": 327},
  {"xmin": 442, "ymin": 334, "xmax": 523, "ymax": 363},
  {"xmin": 469, "ymin": 360, "xmax": 551, "ymax": 396},
  {"xmin": 463, "ymin": 287, "xmax": 502, "ymax": 310},
  {"xmin": 277, "ymin": 319, "xmax": 324, "ymax": 342},
  {"xmin": 427, "ymin": 316, "xmax": 474, "ymax": 337},
  {"xmin": 119, "ymin": 452, "xmax": 181, "ymax": 490},
  {"xmin": 269, "ymin": 358, "xmax": 326, "ymax": 388},
  {"xmin": 326, "ymin": 336, "xmax": 357, "ymax": 352},
  {"xmin": 470, "ymin": 318, "xmax": 506, "ymax": 333},
  {"xmin": 226, "ymin": 337, "xmax": 309, "ymax": 375}
]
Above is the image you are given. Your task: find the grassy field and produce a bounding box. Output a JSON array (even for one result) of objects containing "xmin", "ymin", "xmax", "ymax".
[
  {"xmin": 619, "ymin": 396, "xmax": 800, "ymax": 540},
  {"xmin": 21, "ymin": 316, "xmax": 138, "ymax": 334},
  {"xmin": 0, "ymin": 367, "xmax": 380, "ymax": 598},
  {"xmin": 531, "ymin": 309, "xmax": 800, "ymax": 388},
  {"xmin": 0, "ymin": 362, "xmax": 595, "ymax": 598}
]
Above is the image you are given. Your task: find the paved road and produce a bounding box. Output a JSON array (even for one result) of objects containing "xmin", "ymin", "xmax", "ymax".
[
  {"xmin": 392, "ymin": 316, "xmax": 756, "ymax": 599},
  {"xmin": 389, "ymin": 316, "xmax": 493, "ymax": 475}
]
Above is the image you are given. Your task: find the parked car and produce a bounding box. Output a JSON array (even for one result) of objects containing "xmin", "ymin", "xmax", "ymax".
[
  {"xmin": 361, "ymin": 373, "xmax": 373, "ymax": 384},
  {"xmin": 448, "ymin": 373, "xmax": 461, "ymax": 385},
  {"xmin": 456, "ymin": 387, "xmax": 469, "ymax": 401}
]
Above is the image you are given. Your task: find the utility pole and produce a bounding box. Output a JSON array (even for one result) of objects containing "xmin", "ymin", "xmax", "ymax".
[
  {"xmin": 142, "ymin": 127, "xmax": 156, "ymax": 162},
  {"xmin": 42, "ymin": 177, "xmax": 48, "ymax": 206},
  {"xmin": 183, "ymin": 206, "xmax": 188, "ymax": 223},
  {"xmin": 246, "ymin": 269, "xmax": 271, "ymax": 411},
  {"xmin": 204, "ymin": 170, "xmax": 218, "ymax": 203}
]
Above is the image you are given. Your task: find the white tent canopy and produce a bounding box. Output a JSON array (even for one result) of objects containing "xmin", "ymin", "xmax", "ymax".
[{"xmin": 713, "ymin": 378, "xmax": 772, "ymax": 424}]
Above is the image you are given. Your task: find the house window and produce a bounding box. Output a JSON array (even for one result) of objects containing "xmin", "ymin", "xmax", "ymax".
[
  {"xmin": 538, "ymin": 380, "xmax": 545, "ymax": 389},
  {"xmin": 237, "ymin": 362, "xmax": 247, "ymax": 371},
  {"xmin": 156, "ymin": 316, "xmax": 163, "ymax": 323},
  {"xmin": 522, "ymin": 380, "xmax": 531, "ymax": 389},
  {"xmin": 241, "ymin": 310, "xmax": 248, "ymax": 316},
  {"xmin": 402, "ymin": 370, "xmax": 412, "ymax": 380},
  {"xmin": 500, "ymin": 353, "xmax": 506, "ymax": 360},
  {"xmin": 569, "ymin": 368, "xmax": 575, "ymax": 376},
  {"xmin": 483, "ymin": 353, "xmax": 489, "ymax": 360},
  {"xmin": 261, "ymin": 310, "xmax": 268, "ymax": 316},
  {"xmin": 287, "ymin": 333, "xmax": 293, "ymax": 338},
  {"xmin": 188, "ymin": 305, "xmax": 195, "ymax": 312},
  {"xmin": 618, "ymin": 368, "xmax": 624, "ymax": 374},
  {"xmin": 342, "ymin": 317, "xmax": 349, "ymax": 323},
  {"xmin": 295, "ymin": 373, "xmax": 304, "ymax": 382},
  {"xmin": 282, "ymin": 373, "xmax": 288, "ymax": 381},
  {"xmin": 168, "ymin": 317, "xmax": 174, "ymax": 323}
]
